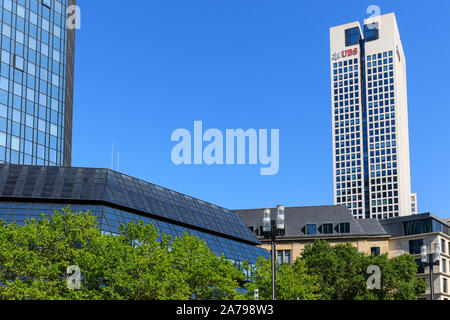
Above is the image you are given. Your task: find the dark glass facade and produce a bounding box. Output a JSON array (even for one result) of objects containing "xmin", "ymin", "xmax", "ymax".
[
  {"xmin": 404, "ymin": 218, "xmax": 450, "ymax": 237},
  {"xmin": 0, "ymin": 0, "xmax": 75, "ymax": 167},
  {"xmin": 0, "ymin": 164, "xmax": 269, "ymax": 264},
  {"xmin": 364, "ymin": 23, "xmax": 379, "ymax": 42},
  {"xmin": 404, "ymin": 219, "xmax": 432, "ymax": 236},
  {"xmin": 345, "ymin": 27, "xmax": 361, "ymax": 47}
]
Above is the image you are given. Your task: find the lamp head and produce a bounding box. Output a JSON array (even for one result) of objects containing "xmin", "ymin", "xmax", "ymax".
[
  {"xmin": 276, "ymin": 205, "xmax": 285, "ymax": 231},
  {"xmin": 263, "ymin": 209, "xmax": 271, "ymax": 232},
  {"xmin": 421, "ymin": 245, "xmax": 427, "ymax": 263},
  {"xmin": 434, "ymin": 242, "xmax": 442, "ymax": 262}
]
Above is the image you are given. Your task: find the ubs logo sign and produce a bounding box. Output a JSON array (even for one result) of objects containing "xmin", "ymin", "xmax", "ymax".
[
  {"xmin": 332, "ymin": 52, "xmax": 341, "ymax": 61},
  {"xmin": 332, "ymin": 48, "xmax": 359, "ymax": 61}
]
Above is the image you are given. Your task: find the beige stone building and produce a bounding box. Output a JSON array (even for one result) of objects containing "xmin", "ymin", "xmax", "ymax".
[
  {"xmin": 381, "ymin": 215, "xmax": 450, "ymax": 300},
  {"xmin": 236, "ymin": 205, "xmax": 450, "ymax": 300}
]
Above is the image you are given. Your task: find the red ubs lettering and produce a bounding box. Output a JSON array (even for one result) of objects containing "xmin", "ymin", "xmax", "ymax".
[{"xmin": 341, "ymin": 48, "xmax": 358, "ymax": 58}]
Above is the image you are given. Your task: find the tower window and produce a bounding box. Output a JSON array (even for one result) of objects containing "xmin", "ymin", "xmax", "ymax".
[
  {"xmin": 13, "ymin": 55, "xmax": 24, "ymax": 71},
  {"xmin": 345, "ymin": 27, "xmax": 361, "ymax": 47},
  {"xmin": 364, "ymin": 23, "xmax": 379, "ymax": 42}
]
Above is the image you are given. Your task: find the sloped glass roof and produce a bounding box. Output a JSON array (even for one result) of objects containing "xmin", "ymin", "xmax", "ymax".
[{"xmin": 0, "ymin": 165, "xmax": 259, "ymax": 244}]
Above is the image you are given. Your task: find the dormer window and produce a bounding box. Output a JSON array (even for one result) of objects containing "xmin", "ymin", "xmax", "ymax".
[
  {"xmin": 306, "ymin": 224, "xmax": 317, "ymax": 235},
  {"xmin": 339, "ymin": 222, "xmax": 350, "ymax": 233},
  {"xmin": 323, "ymin": 223, "xmax": 334, "ymax": 234}
]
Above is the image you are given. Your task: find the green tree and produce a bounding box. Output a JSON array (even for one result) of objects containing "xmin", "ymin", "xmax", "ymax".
[
  {"xmin": 301, "ymin": 240, "xmax": 426, "ymax": 300},
  {"xmin": 301, "ymin": 240, "xmax": 367, "ymax": 299},
  {"xmin": 363, "ymin": 253, "xmax": 426, "ymax": 300},
  {"xmin": 169, "ymin": 230, "xmax": 245, "ymax": 300},
  {"xmin": 243, "ymin": 257, "xmax": 321, "ymax": 300},
  {"xmin": 0, "ymin": 207, "xmax": 245, "ymax": 300}
]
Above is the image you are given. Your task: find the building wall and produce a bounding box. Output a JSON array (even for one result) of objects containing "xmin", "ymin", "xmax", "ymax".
[
  {"xmin": 330, "ymin": 22, "xmax": 366, "ymax": 219},
  {"xmin": 330, "ymin": 13, "xmax": 414, "ymax": 220},
  {"xmin": 388, "ymin": 233, "xmax": 450, "ymax": 300},
  {"xmin": 258, "ymin": 232, "xmax": 450, "ymax": 300},
  {"xmin": 410, "ymin": 193, "xmax": 417, "ymax": 215},
  {"xmin": 364, "ymin": 13, "xmax": 412, "ymax": 220},
  {"xmin": 258, "ymin": 236, "xmax": 390, "ymax": 263},
  {"xmin": 63, "ymin": 0, "xmax": 75, "ymax": 167}
]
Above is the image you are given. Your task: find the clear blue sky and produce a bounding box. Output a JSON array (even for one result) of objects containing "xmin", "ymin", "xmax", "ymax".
[{"xmin": 72, "ymin": 0, "xmax": 450, "ymax": 217}]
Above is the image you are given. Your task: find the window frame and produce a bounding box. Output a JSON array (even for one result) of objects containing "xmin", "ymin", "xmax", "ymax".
[
  {"xmin": 339, "ymin": 222, "xmax": 350, "ymax": 234},
  {"xmin": 306, "ymin": 224, "xmax": 317, "ymax": 235},
  {"xmin": 322, "ymin": 223, "xmax": 334, "ymax": 234}
]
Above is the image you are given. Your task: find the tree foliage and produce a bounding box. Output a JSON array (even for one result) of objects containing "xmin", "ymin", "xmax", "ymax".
[
  {"xmin": 301, "ymin": 240, "xmax": 426, "ymax": 300},
  {"xmin": 0, "ymin": 207, "xmax": 244, "ymax": 300},
  {"xmin": 0, "ymin": 209, "xmax": 426, "ymax": 300},
  {"xmin": 364, "ymin": 253, "xmax": 427, "ymax": 300},
  {"xmin": 243, "ymin": 257, "xmax": 321, "ymax": 300}
]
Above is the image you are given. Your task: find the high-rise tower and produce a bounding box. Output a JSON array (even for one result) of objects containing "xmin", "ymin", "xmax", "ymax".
[
  {"xmin": 0, "ymin": 0, "xmax": 75, "ymax": 167},
  {"xmin": 330, "ymin": 13, "xmax": 415, "ymax": 220}
]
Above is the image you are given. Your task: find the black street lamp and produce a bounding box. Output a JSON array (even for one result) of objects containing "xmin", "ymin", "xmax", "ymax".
[
  {"xmin": 421, "ymin": 242, "xmax": 441, "ymax": 300},
  {"xmin": 262, "ymin": 205, "xmax": 285, "ymax": 300}
]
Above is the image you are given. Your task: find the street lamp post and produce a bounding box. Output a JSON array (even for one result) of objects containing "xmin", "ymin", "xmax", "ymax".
[
  {"xmin": 421, "ymin": 242, "xmax": 441, "ymax": 300},
  {"xmin": 262, "ymin": 205, "xmax": 285, "ymax": 300}
]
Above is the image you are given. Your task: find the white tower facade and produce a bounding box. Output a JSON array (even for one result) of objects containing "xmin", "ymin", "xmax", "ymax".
[{"xmin": 330, "ymin": 13, "xmax": 415, "ymax": 220}]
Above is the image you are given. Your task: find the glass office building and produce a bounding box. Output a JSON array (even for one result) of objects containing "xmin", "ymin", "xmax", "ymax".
[
  {"xmin": 0, "ymin": 164, "xmax": 270, "ymax": 265},
  {"xmin": 330, "ymin": 13, "xmax": 416, "ymax": 220},
  {"xmin": 0, "ymin": 0, "xmax": 75, "ymax": 167}
]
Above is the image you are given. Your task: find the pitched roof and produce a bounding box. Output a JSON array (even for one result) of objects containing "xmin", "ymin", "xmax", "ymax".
[{"xmin": 235, "ymin": 205, "xmax": 390, "ymax": 238}]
